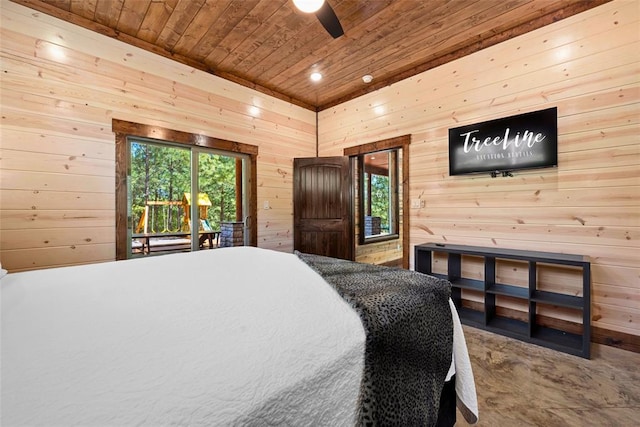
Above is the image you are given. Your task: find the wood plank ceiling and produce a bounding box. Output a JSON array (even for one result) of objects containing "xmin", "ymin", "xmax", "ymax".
[{"xmin": 11, "ymin": 0, "xmax": 610, "ymax": 111}]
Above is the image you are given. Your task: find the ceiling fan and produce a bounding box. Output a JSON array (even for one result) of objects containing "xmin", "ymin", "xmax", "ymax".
[{"xmin": 293, "ymin": 0, "xmax": 344, "ymax": 39}]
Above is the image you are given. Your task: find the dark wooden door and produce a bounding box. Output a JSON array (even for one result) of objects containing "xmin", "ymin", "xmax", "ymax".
[{"xmin": 294, "ymin": 156, "xmax": 353, "ymax": 260}]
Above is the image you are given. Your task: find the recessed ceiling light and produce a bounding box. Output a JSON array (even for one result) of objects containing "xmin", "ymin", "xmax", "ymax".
[
  {"xmin": 293, "ymin": 0, "xmax": 325, "ymax": 13},
  {"xmin": 362, "ymin": 74, "xmax": 373, "ymax": 83},
  {"xmin": 310, "ymin": 72, "xmax": 323, "ymax": 82}
]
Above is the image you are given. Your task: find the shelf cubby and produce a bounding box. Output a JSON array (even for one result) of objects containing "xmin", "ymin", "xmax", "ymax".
[
  {"xmin": 487, "ymin": 315, "xmax": 529, "ymax": 338},
  {"xmin": 451, "ymin": 277, "xmax": 484, "ymax": 292},
  {"xmin": 486, "ymin": 283, "xmax": 529, "ymax": 299},
  {"xmin": 531, "ymin": 290, "xmax": 583, "ymax": 309},
  {"xmin": 415, "ymin": 243, "xmax": 591, "ymax": 358}
]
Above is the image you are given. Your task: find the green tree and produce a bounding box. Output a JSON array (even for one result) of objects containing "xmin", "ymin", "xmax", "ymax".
[
  {"xmin": 370, "ymin": 174, "xmax": 390, "ymax": 231},
  {"xmin": 130, "ymin": 141, "xmax": 238, "ymax": 234},
  {"xmin": 198, "ymin": 153, "xmax": 237, "ymax": 230}
]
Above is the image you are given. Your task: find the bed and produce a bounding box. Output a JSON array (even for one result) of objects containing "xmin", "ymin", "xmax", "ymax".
[{"xmin": 1, "ymin": 246, "xmax": 477, "ymax": 426}]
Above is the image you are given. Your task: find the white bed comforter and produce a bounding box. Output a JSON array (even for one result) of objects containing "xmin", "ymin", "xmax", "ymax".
[
  {"xmin": 1, "ymin": 247, "xmax": 366, "ymax": 426},
  {"xmin": 1, "ymin": 247, "xmax": 478, "ymax": 426}
]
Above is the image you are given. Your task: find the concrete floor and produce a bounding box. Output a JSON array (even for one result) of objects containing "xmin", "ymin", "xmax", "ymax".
[{"xmin": 458, "ymin": 326, "xmax": 640, "ymax": 426}]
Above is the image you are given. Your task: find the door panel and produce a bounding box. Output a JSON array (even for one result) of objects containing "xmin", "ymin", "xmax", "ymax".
[{"xmin": 294, "ymin": 157, "xmax": 353, "ymax": 260}]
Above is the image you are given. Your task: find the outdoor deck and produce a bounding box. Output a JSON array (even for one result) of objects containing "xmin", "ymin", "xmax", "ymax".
[{"xmin": 132, "ymin": 231, "xmax": 221, "ymax": 256}]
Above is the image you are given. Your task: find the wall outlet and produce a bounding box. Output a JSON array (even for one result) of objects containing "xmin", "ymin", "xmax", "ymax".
[
  {"xmin": 263, "ymin": 200, "xmax": 270, "ymax": 209},
  {"xmin": 411, "ymin": 199, "xmax": 425, "ymax": 208}
]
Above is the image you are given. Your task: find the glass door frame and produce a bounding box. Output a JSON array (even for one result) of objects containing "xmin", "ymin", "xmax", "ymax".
[
  {"xmin": 190, "ymin": 146, "xmax": 251, "ymax": 252},
  {"xmin": 113, "ymin": 119, "xmax": 258, "ymax": 260},
  {"xmin": 127, "ymin": 137, "xmax": 192, "ymax": 258}
]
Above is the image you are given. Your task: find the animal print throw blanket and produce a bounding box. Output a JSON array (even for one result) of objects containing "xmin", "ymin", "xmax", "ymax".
[{"xmin": 295, "ymin": 252, "xmax": 453, "ymax": 426}]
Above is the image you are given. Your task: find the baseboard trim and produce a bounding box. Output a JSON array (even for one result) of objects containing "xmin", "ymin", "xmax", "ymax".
[
  {"xmin": 592, "ymin": 326, "xmax": 640, "ymax": 354},
  {"xmin": 379, "ymin": 258, "xmax": 403, "ymax": 268}
]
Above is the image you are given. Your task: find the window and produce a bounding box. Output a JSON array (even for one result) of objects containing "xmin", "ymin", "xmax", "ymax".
[
  {"xmin": 114, "ymin": 120, "xmax": 258, "ymax": 260},
  {"xmin": 359, "ymin": 149, "xmax": 399, "ymax": 243}
]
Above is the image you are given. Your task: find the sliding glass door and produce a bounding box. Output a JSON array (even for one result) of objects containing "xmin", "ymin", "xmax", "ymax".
[{"xmin": 127, "ymin": 138, "xmax": 248, "ymax": 258}]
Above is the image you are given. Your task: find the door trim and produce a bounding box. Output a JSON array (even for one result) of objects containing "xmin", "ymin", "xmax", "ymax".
[{"xmin": 344, "ymin": 135, "xmax": 411, "ymax": 269}]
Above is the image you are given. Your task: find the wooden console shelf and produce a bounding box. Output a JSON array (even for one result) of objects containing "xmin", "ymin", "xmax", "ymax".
[{"xmin": 415, "ymin": 243, "xmax": 591, "ymax": 358}]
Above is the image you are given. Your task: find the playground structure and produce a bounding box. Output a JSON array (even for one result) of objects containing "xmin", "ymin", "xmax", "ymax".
[
  {"xmin": 135, "ymin": 193, "xmax": 212, "ymax": 234},
  {"xmin": 133, "ymin": 193, "xmax": 219, "ymax": 255},
  {"xmin": 181, "ymin": 192, "xmax": 212, "ymax": 232},
  {"xmin": 135, "ymin": 200, "xmax": 182, "ymax": 234}
]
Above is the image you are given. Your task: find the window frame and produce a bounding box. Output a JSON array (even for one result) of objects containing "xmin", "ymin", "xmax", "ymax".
[
  {"xmin": 357, "ymin": 148, "xmax": 400, "ymax": 244},
  {"xmin": 344, "ymin": 135, "xmax": 411, "ymax": 267}
]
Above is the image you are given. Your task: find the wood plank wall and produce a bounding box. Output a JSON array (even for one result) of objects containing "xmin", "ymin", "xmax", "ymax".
[
  {"xmin": 0, "ymin": 1, "xmax": 315, "ymax": 271},
  {"xmin": 318, "ymin": 0, "xmax": 639, "ymax": 343}
]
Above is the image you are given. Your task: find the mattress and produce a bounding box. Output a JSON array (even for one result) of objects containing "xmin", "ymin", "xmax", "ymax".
[{"xmin": 1, "ymin": 247, "xmax": 367, "ymax": 426}]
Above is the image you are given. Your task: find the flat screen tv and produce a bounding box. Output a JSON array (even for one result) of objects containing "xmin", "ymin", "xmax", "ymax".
[{"xmin": 449, "ymin": 107, "xmax": 558, "ymax": 176}]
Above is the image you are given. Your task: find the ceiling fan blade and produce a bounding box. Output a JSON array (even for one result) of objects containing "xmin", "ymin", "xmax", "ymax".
[{"xmin": 315, "ymin": 1, "xmax": 344, "ymax": 38}]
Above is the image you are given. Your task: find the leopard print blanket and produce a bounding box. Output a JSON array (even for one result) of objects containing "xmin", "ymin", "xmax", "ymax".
[{"xmin": 295, "ymin": 252, "xmax": 453, "ymax": 426}]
